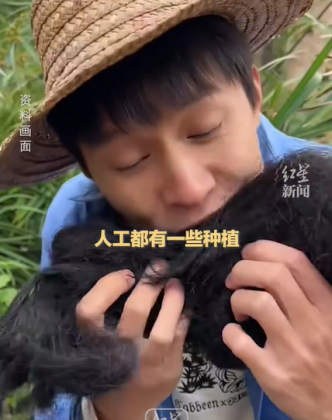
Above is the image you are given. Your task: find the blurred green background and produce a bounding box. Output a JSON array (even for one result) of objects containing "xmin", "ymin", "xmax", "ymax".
[{"xmin": 0, "ymin": 0, "xmax": 331, "ymax": 418}]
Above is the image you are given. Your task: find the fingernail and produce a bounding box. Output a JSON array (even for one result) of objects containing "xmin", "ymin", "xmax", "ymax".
[
  {"xmin": 225, "ymin": 275, "xmax": 231, "ymax": 287},
  {"xmin": 152, "ymin": 259, "xmax": 168, "ymax": 274},
  {"xmin": 179, "ymin": 314, "xmax": 190, "ymax": 329},
  {"xmin": 122, "ymin": 270, "xmax": 135, "ymax": 286},
  {"xmin": 145, "ymin": 260, "xmax": 168, "ymax": 277}
]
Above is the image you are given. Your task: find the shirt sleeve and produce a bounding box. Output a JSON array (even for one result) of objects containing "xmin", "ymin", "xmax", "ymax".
[
  {"xmin": 34, "ymin": 395, "xmax": 81, "ymax": 420},
  {"xmin": 35, "ymin": 176, "xmax": 90, "ymax": 420},
  {"xmin": 40, "ymin": 174, "xmax": 89, "ymax": 270}
]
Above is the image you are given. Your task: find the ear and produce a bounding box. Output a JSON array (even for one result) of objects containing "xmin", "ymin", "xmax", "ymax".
[
  {"xmin": 75, "ymin": 153, "xmax": 92, "ymax": 179},
  {"xmin": 251, "ymin": 66, "xmax": 263, "ymax": 128},
  {"xmin": 80, "ymin": 166, "xmax": 92, "ymax": 179}
]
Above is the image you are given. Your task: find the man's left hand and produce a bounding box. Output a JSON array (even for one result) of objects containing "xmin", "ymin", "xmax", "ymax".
[{"xmin": 222, "ymin": 240, "xmax": 332, "ymax": 420}]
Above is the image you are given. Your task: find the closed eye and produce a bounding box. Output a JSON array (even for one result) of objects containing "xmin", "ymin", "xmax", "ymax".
[
  {"xmin": 116, "ymin": 155, "xmax": 149, "ymax": 172},
  {"xmin": 188, "ymin": 122, "xmax": 222, "ymax": 140}
]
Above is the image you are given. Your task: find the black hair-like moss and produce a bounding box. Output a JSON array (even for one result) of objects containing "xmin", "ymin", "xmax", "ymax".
[{"xmin": 2, "ymin": 148, "xmax": 331, "ymax": 414}]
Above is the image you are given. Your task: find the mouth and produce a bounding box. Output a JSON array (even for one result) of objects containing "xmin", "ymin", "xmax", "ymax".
[{"xmin": 177, "ymin": 208, "xmax": 221, "ymax": 234}]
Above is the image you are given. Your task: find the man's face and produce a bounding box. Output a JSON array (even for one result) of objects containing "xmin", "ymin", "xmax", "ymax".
[{"xmin": 80, "ymin": 72, "xmax": 263, "ymax": 233}]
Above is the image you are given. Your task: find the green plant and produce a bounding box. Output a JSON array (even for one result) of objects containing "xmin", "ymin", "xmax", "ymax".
[
  {"xmin": 0, "ymin": 273, "xmax": 18, "ymax": 313},
  {"xmin": 0, "ymin": 4, "xmax": 78, "ymax": 303},
  {"xmin": 260, "ymin": 5, "xmax": 332, "ymax": 142}
]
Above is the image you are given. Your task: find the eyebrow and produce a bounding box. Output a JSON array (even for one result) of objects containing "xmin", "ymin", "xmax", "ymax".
[
  {"xmin": 99, "ymin": 125, "xmax": 128, "ymax": 144},
  {"xmin": 96, "ymin": 88, "xmax": 219, "ymax": 145}
]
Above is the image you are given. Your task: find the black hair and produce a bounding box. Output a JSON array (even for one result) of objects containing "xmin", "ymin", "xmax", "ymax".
[
  {"xmin": 47, "ymin": 15, "xmax": 257, "ymax": 172},
  {"xmin": 1, "ymin": 148, "xmax": 332, "ymax": 412}
]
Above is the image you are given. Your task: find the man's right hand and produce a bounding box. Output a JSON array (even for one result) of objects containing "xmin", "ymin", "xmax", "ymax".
[{"xmin": 75, "ymin": 264, "xmax": 190, "ymax": 420}]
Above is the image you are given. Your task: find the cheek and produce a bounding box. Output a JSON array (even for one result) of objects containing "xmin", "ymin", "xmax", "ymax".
[
  {"xmin": 101, "ymin": 180, "xmax": 154, "ymax": 223},
  {"xmin": 233, "ymin": 142, "xmax": 261, "ymax": 172},
  {"xmin": 211, "ymin": 135, "xmax": 261, "ymax": 181},
  {"xmin": 223, "ymin": 104, "xmax": 261, "ymax": 161},
  {"xmin": 226, "ymin": 121, "xmax": 262, "ymax": 173}
]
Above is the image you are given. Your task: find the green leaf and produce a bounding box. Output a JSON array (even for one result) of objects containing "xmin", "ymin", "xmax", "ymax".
[
  {"xmin": 294, "ymin": 118, "xmax": 332, "ymax": 139},
  {"xmin": 272, "ymin": 35, "xmax": 332, "ymax": 129},
  {"xmin": 0, "ymin": 274, "xmax": 12, "ymax": 288},
  {"xmin": 0, "ymin": 287, "xmax": 18, "ymax": 306},
  {"xmin": 259, "ymin": 53, "xmax": 298, "ymax": 72}
]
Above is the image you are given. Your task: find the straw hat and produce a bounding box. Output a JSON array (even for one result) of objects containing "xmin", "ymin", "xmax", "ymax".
[{"xmin": 0, "ymin": 0, "xmax": 314, "ymax": 190}]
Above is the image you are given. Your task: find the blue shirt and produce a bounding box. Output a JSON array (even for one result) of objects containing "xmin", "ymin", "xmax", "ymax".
[{"xmin": 37, "ymin": 115, "xmax": 330, "ymax": 420}]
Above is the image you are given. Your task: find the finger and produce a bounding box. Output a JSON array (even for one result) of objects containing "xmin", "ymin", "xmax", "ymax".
[
  {"xmin": 243, "ymin": 240, "xmax": 332, "ymax": 311},
  {"xmin": 226, "ymin": 259, "xmax": 315, "ymax": 327},
  {"xmin": 223, "ymin": 323, "xmax": 291, "ymax": 391},
  {"xmin": 222, "ymin": 323, "xmax": 269, "ymax": 374},
  {"xmin": 172, "ymin": 313, "xmax": 191, "ymax": 355},
  {"xmin": 230, "ymin": 289, "xmax": 294, "ymax": 344},
  {"xmin": 76, "ymin": 269, "xmax": 135, "ymax": 328},
  {"xmin": 148, "ymin": 278, "xmax": 186, "ymax": 354},
  {"xmin": 117, "ymin": 263, "xmax": 166, "ymax": 339}
]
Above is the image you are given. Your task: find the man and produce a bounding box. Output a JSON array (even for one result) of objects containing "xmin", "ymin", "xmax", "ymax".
[{"xmin": 1, "ymin": 0, "xmax": 332, "ymax": 420}]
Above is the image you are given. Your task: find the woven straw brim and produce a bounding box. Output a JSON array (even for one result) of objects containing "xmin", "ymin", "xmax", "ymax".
[{"xmin": 0, "ymin": 0, "xmax": 313, "ymax": 190}]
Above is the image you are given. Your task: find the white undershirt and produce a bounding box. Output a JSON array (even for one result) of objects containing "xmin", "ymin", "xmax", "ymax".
[
  {"xmin": 82, "ymin": 352, "xmax": 254, "ymax": 420},
  {"xmin": 172, "ymin": 353, "xmax": 254, "ymax": 419}
]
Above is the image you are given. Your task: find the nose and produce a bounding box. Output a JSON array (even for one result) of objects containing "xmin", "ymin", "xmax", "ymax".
[{"xmin": 161, "ymin": 153, "xmax": 216, "ymax": 208}]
